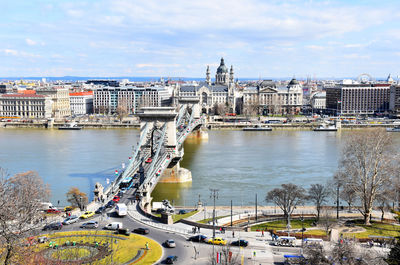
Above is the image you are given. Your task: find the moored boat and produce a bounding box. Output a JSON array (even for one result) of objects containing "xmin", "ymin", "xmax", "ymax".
[
  {"xmin": 243, "ymin": 124, "xmax": 272, "ymax": 131},
  {"xmin": 313, "ymin": 123, "xmax": 337, "ymax": 132},
  {"xmin": 58, "ymin": 122, "xmax": 82, "ymax": 130},
  {"xmin": 386, "ymin": 126, "xmax": 400, "ymax": 132}
]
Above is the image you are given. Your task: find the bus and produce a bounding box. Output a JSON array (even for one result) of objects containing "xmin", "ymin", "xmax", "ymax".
[{"xmin": 119, "ymin": 177, "xmax": 133, "ymax": 189}]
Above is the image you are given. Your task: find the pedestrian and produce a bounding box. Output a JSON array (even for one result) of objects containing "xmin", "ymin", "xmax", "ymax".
[
  {"xmin": 145, "ymin": 242, "xmax": 149, "ymax": 250},
  {"xmin": 198, "ymin": 226, "xmax": 200, "ymax": 233},
  {"xmin": 232, "ymin": 231, "xmax": 235, "ymax": 238},
  {"xmin": 219, "ymin": 227, "xmax": 222, "ymax": 233},
  {"xmin": 262, "ymin": 230, "xmax": 264, "ymax": 237}
]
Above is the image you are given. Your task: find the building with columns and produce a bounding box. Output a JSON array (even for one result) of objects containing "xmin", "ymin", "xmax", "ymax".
[
  {"xmin": 177, "ymin": 58, "xmax": 236, "ymax": 114},
  {"xmin": 0, "ymin": 94, "xmax": 52, "ymax": 118},
  {"xmin": 242, "ymin": 78, "xmax": 303, "ymax": 115},
  {"xmin": 36, "ymin": 86, "xmax": 71, "ymax": 119}
]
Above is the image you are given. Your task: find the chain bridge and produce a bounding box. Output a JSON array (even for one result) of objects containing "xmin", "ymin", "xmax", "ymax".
[{"xmin": 104, "ymin": 97, "xmax": 204, "ymax": 210}]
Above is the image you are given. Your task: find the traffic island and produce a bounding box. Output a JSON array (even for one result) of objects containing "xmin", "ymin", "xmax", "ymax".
[{"xmin": 24, "ymin": 231, "xmax": 162, "ymax": 265}]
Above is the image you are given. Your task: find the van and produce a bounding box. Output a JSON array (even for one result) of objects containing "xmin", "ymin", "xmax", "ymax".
[
  {"xmin": 40, "ymin": 202, "xmax": 54, "ymax": 211},
  {"xmin": 104, "ymin": 222, "xmax": 123, "ymax": 230},
  {"xmin": 274, "ymin": 236, "xmax": 297, "ymax": 247},
  {"xmin": 116, "ymin": 203, "xmax": 127, "ymax": 217}
]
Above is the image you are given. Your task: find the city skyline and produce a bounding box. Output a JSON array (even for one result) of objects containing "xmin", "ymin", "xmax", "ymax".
[{"xmin": 2, "ymin": 0, "xmax": 400, "ymax": 78}]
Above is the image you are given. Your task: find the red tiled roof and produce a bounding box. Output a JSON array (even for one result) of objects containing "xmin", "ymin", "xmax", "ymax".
[
  {"xmin": 1, "ymin": 94, "xmax": 45, "ymax": 98},
  {"xmin": 69, "ymin": 91, "xmax": 93, "ymax": 96}
]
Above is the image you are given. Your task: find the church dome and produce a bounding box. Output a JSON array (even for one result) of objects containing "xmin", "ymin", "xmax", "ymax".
[
  {"xmin": 288, "ymin": 78, "xmax": 299, "ymax": 86},
  {"xmin": 216, "ymin": 58, "xmax": 228, "ymax": 74}
]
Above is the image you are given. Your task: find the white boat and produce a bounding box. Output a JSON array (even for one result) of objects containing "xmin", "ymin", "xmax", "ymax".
[
  {"xmin": 243, "ymin": 124, "xmax": 272, "ymax": 131},
  {"xmin": 58, "ymin": 121, "xmax": 82, "ymax": 130},
  {"xmin": 313, "ymin": 123, "xmax": 337, "ymax": 132},
  {"xmin": 386, "ymin": 126, "xmax": 400, "ymax": 132}
]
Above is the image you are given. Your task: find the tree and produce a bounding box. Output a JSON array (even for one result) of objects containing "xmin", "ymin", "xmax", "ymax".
[
  {"xmin": 340, "ymin": 185, "xmax": 356, "ymax": 213},
  {"xmin": 66, "ymin": 187, "xmax": 88, "ymax": 211},
  {"xmin": 307, "ymin": 183, "xmax": 330, "ymax": 222},
  {"xmin": 387, "ymin": 240, "xmax": 400, "ymax": 265},
  {"xmin": 266, "ymin": 183, "xmax": 306, "ymax": 223},
  {"xmin": 116, "ymin": 98, "xmax": 129, "ymax": 121},
  {"xmin": 0, "ymin": 169, "xmax": 50, "ymax": 265},
  {"xmin": 208, "ymin": 245, "xmax": 240, "ymax": 265},
  {"xmin": 376, "ymin": 192, "xmax": 392, "ymax": 222},
  {"xmin": 338, "ymin": 129, "xmax": 396, "ymax": 225}
]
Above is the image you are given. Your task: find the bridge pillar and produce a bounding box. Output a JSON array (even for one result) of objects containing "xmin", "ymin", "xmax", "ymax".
[
  {"xmin": 137, "ymin": 107, "xmax": 178, "ymax": 157},
  {"xmin": 158, "ymin": 161, "xmax": 192, "ymax": 183},
  {"xmin": 178, "ymin": 97, "xmax": 201, "ymax": 119}
]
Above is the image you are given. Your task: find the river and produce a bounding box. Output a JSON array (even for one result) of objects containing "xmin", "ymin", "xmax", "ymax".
[{"xmin": 0, "ymin": 128, "xmax": 397, "ymax": 206}]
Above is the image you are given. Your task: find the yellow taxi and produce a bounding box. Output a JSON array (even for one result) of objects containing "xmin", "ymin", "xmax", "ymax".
[
  {"xmin": 80, "ymin": 211, "xmax": 95, "ymax": 219},
  {"xmin": 206, "ymin": 237, "xmax": 227, "ymax": 245}
]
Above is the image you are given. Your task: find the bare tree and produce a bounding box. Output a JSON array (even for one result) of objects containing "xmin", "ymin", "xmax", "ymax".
[
  {"xmin": 116, "ymin": 98, "xmax": 129, "ymax": 121},
  {"xmin": 338, "ymin": 129, "xmax": 397, "ymax": 225},
  {"xmin": 308, "ymin": 183, "xmax": 330, "ymax": 222},
  {"xmin": 208, "ymin": 245, "xmax": 240, "ymax": 265},
  {"xmin": 0, "ymin": 169, "xmax": 50, "ymax": 265},
  {"xmin": 376, "ymin": 192, "xmax": 392, "ymax": 222},
  {"xmin": 266, "ymin": 183, "xmax": 306, "ymax": 224},
  {"xmin": 66, "ymin": 187, "xmax": 88, "ymax": 211},
  {"xmin": 319, "ymin": 209, "xmax": 336, "ymax": 237},
  {"xmin": 340, "ymin": 185, "xmax": 356, "ymax": 213},
  {"xmin": 243, "ymin": 95, "xmax": 259, "ymax": 118}
]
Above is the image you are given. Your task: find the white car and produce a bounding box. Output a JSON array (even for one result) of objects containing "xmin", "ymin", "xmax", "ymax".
[
  {"xmin": 80, "ymin": 221, "xmax": 99, "ymax": 229},
  {"xmin": 165, "ymin": 239, "xmax": 176, "ymax": 248},
  {"xmin": 62, "ymin": 215, "xmax": 79, "ymax": 225}
]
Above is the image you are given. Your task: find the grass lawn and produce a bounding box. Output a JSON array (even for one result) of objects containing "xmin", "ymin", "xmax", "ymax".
[
  {"xmin": 251, "ymin": 219, "xmax": 317, "ymax": 231},
  {"xmin": 31, "ymin": 230, "xmax": 162, "ymax": 265},
  {"xmin": 304, "ymin": 230, "xmax": 327, "ymax": 236},
  {"xmin": 152, "ymin": 210, "xmax": 199, "ymax": 222},
  {"xmin": 173, "ymin": 210, "xmax": 198, "ymax": 222},
  {"xmin": 198, "ymin": 215, "xmax": 230, "ymax": 224},
  {"xmin": 342, "ymin": 221, "xmax": 400, "ymax": 239}
]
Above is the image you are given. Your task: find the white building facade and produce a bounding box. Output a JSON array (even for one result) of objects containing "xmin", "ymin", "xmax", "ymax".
[
  {"xmin": 0, "ymin": 94, "xmax": 52, "ymax": 118},
  {"xmin": 69, "ymin": 92, "xmax": 94, "ymax": 115}
]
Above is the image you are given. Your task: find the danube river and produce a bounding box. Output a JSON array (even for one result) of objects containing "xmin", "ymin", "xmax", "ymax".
[{"xmin": 0, "ymin": 128, "xmax": 398, "ymax": 206}]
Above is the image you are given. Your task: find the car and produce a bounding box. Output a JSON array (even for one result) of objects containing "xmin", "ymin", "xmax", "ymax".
[
  {"xmin": 231, "ymin": 239, "xmax": 248, "ymax": 247},
  {"xmin": 112, "ymin": 196, "xmax": 120, "ymax": 203},
  {"xmin": 188, "ymin": 235, "xmax": 208, "ymax": 243},
  {"xmin": 43, "ymin": 222, "xmax": 62, "ymax": 231},
  {"xmin": 133, "ymin": 227, "xmax": 150, "ymax": 234},
  {"xmin": 80, "ymin": 211, "xmax": 95, "ymax": 219},
  {"xmin": 145, "ymin": 157, "xmax": 152, "ymax": 163},
  {"xmin": 178, "ymin": 209, "xmax": 189, "ymax": 215},
  {"xmin": 165, "ymin": 255, "xmax": 178, "ymax": 264},
  {"xmin": 95, "ymin": 206, "xmax": 106, "ymax": 214},
  {"xmin": 117, "ymin": 228, "xmax": 131, "ymax": 236},
  {"xmin": 207, "ymin": 237, "xmax": 227, "ymax": 245},
  {"xmin": 46, "ymin": 208, "xmax": 61, "ymax": 214},
  {"xmin": 165, "ymin": 239, "xmax": 176, "ymax": 248},
  {"xmin": 80, "ymin": 221, "xmax": 98, "ymax": 229},
  {"xmin": 64, "ymin": 206, "xmax": 75, "ymax": 212},
  {"xmin": 105, "ymin": 200, "xmax": 115, "ymax": 208},
  {"xmin": 62, "ymin": 215, "xmax": 79, "ymax": 225}
]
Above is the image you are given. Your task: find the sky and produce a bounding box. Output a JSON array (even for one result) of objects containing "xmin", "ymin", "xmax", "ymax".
[{"xmin": 1, "ymin": 0, "xmax": 400, "ymax": 79}]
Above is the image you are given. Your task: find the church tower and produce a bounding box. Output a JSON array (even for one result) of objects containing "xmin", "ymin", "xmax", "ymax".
[
  {"xmin": 229, "ymin": 65, "xmax": 234, "ymax": 84},
  {"xmin": 215, "ymin": 58, "xmax": 229, "ymax": 85},
  {"xmin": 206, "ymin": 65, "xmax": 211, "ymax": 85}
]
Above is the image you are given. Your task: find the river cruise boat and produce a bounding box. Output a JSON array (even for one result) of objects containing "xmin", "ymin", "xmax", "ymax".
[
  {"xmin": 313, "ymin": 123, "xmax": 337, "ymax": 132},
  {"xmin": 243, "ymin": 124, "xmax": 272, "ymax": 131},
  {"xmin": 386, "ymin": 126, "xmax": 400, "ymax": 132},
  {"xmin": 58, "ymin": 122, "xmax": 82, "ymax": 130}
]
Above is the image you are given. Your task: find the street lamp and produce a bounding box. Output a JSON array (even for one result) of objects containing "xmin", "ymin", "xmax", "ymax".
[{"xmin": 300, "ymin": 213, "xmax": 305, "ymax": 254}]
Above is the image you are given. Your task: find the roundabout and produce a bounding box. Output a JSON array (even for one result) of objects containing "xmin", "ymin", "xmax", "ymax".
[{"xmin": 29, "ymin": 231, "xmax": 162, "ymax": 265}]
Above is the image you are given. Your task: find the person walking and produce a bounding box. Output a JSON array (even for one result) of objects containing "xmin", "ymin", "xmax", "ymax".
[
  {"xmin": 262, "ymin": 230, "xmax": 264, "ymax": 237},
  {"xmin": 145, "ymin": 242, "xmax": 149, "ymax": 250}
]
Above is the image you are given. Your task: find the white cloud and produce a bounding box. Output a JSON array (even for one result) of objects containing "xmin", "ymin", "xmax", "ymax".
[
  {"xmin": 3, "ymin": 49, "xmax": 18, "ymax": 55},
  {"xmin": 25, "ymin": 38, "xmax": 36, "ymax": 46}
]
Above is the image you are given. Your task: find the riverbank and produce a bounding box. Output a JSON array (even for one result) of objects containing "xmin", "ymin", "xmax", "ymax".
[{"xmin": 1, "ymin": 120, "xmax": 397, "ymax": 130}]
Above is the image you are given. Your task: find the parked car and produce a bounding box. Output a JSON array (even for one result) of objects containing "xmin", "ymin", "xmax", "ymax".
[
  {"xmin": 62, "ymin": 215, "xmax": 79, "ymax": 225},
  {"xmin": 188, "ymin": 235, "xmax": 208, "ymax": 243},
  {"xmin": 80, "ymin": 211, "xmax": 95, "ymax": 219},
  {"xmin": 46, "ymin": 208, "xmax": 61, "ymax": 214},
  {"xmin": 95, "ymin": 206, "xmax": 106, "ymax": 214},
  {"xmin": 145, "ymin": 157, "xmax": 152, "ymax": 163},
  {"xmin": 165, "ymin": 255, "xmax": 178, "ymax": 264},
  {"xmin": 133, "ymin": 227, "xmax": 149, "ymax": 234},
  {"xmin": 105, "ymin": 200, "xmax": 115, "ymax": 208},
  {"xmin": 64, "ymin": 206, "xmax": 75, "ymax": 212},
  {"xmin": 231, "ymin": 239, "xmax": 248, "ymax": 247},
  {"xmin": 80, "ymin": 221, "xmax": 98, "ymax": 229},
  {"xmin": 112, "ymin": 196, "xmax": 120, "ymax": 203},
  {"xmin": 178, "ymin": 209, "xmax": 189, "ymax": 215},
  {"xmin": 43, "ymin": 222, "xmax": 62, "ymax": 231},
  {"xmin": 207, "ymin": 237, "xmax": 227, "ymax": 245},
  {"xmin": 165, "ymin": 239, "xmax": 176, "ymax": 248}
]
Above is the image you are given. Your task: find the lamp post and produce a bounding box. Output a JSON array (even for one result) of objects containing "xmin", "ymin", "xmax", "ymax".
[{"xmin": 301, "ymin": 213, "xmax": 304, "ymax": 254}]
